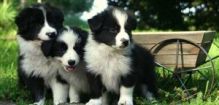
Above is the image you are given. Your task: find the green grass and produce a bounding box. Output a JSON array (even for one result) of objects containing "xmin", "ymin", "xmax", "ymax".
[{"xmin": 0, "ymin": 35, "xmax": 219, "ymax": 105}]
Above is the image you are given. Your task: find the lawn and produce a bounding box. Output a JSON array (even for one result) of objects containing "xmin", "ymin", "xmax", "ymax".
[{"xmin": 0, "ymin": 35, "xmax": 219, "ymax": 105}]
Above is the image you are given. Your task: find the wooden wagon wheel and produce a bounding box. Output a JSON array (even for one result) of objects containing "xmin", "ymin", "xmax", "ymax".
[{"xmin": 150, "ymin": 38, "xmax": 216, "ymax": 100}]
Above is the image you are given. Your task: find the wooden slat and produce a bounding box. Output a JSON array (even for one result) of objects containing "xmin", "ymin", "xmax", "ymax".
[
  {"xmin": 155, "ymin": 54, "xmax": 198, "ymax": 67},
  {"xmin": 139, "ymin": 43, "xmax": 200, "ymax": 54},
  {"xmin": 133, "ymin": 32, "xmax": 205, "ymax": 44}
]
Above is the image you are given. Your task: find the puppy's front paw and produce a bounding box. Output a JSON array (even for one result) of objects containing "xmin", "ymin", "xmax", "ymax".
[
  {"xmin": 86, "ymin": 99, "xmax": 102, "ymax": 105},
  {"xmin": 70, "ymin": 96, "xmax": 79, "ymax": 104},
  {"xmin": 54, "ymin": 99, "xmax": 66, "ymax": 105},
  {"xmin": 118, "ymin": 97, "xmax": 133, "ymax": 105},
  {"xmin": 30, "ymin": 99, "xmax": 45, "ymax": 105}
]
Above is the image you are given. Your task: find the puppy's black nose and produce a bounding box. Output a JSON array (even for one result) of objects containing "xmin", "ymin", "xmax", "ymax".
[
  {"xmin": 68, "ymin": 60, "xmax": 75, "ymax": 66},
  {"xmin": 46, "ymin": 32, "xmax": 57, "ymax": 39},
  {"xmin": 121, "ymin": 39, "xmax": 129, "ymax": 47}
]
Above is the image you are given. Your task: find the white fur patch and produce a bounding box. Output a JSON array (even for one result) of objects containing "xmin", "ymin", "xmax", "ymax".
[
  {"xmin": 118, "ymin": 86, "xmax": 134, "ymax": 105},
  {"xmin": 85, "ymin": 35, "xmax": 132, "ymax": 93},
  {"xmin": 113, "ymin": 9, "xmax": 130, "ymax": 48},
  {"xmin": 69, "ymin": 85, "xmax": 79, "ymax": 103},
  {"xmin": 38, "ymin": 8, "xmax": 56, "ymax": 40},
  {"xmin": 56, "ymin": 29, "xmax": 80, "ymax": 66}
]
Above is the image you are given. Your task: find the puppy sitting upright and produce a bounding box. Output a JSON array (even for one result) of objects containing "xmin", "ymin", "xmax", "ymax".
[
  {"xmin": 41, "ymin": 26, "xmax": 90, "ymax": 104},
  {"xmin": 85, "ymin": 7, "xmax": 158, "ymax": 105},
  {"xmin": 15, "ymin": 3, "xmax": 64, "ymax": 105}
]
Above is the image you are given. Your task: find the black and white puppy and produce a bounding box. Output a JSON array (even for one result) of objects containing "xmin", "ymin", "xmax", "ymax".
[
  {"xmin": 41, "ymin": 26, "xmax": 90, "ymax": 104},
  {"xmin": 85, "ymin": 7, "xmax": 158, "ymax": 105},
  {"xmin": 15, "ymin": 3, "xmax": 65, "ymax": 105}
]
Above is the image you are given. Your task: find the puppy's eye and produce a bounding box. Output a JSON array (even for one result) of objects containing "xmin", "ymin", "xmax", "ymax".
[
  {"xmin": 125, "ymin": 25, "xmax": 132, "ymax": 31},
  {"xmin": 35, "ymin": 23, "xmax": 43, "ymax": 27},
  {"xmin": 56, "ymin": 42, "xmax": 67, "ymax": 53},
  {"xmin": 73, "ymin": 43, "xmax": 80, "ymax": 50},
  {"xmin": 108, "ymin": 28, "xmax": 118, "ymax": 34}
]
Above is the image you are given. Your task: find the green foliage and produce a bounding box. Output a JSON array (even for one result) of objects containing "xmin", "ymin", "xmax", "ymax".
[
  {"xmin": 109, "ymin": 0, "xmax": 219, "ymax": 31},
  {"xmin": 0, "ymin": 0, "xmax": 17, "ymax": 37},
  {"xmin": 46, "ymin": 0, "xmax": 93, "ymax": 14},
  {"xmin": 64, "ymin": 14, "xmax": 89, "ymax": 30},
  {"xmin": 45, "ymin": 0, "xmax": 91, "ymax": 30}
]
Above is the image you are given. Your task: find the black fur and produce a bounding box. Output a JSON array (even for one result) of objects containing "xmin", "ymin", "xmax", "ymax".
[{"xmin": 56, "ymin": 73, "xmax": 68, "ymax": 84}]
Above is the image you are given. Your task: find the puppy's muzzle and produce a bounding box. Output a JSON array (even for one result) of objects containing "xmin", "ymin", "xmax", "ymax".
[{"xmin": 120, "ymin": 38, "xmax": 129, "ymax": 48}]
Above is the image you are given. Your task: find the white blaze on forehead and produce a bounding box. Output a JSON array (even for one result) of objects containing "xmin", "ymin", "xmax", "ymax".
[
  {"xmin": 113, "ymin": 9, "xmax": 130, "ymax": 48},
  {"xmin": 58, "ymin": 29, "xmax": 79, "ymax": 47},
  {"xmin": 38, "ymin": 7, "xmax": 57, "ymax": 40},
  {"xmin": 113, "ymin": 9, "xmax": 128, "ymax": 29}
]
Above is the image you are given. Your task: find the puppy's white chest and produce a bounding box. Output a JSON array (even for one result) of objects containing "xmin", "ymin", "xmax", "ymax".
[
  {"xmin": 18, "ymin": 38, "xmax": 59, "ymax": 78},
  {"xmin": 85, "ymin": 43, "xmax": 131, "ymax": 92}
]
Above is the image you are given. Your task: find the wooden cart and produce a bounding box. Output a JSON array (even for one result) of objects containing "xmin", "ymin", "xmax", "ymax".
[{"xmin": 133, "ymin": 31, "xmax": 216, "ymax": 99}]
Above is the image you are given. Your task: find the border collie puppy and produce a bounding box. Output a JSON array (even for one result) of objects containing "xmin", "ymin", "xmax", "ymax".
[
  {"xmin": 15, "ymin": 3, "xmax": 64, "ymax": 105},
  {"xmin": 85, "ymin": 7, "xmax": 158, "ymax": 105},
  {"xmin": 41, "ymin": 26, "xmax": 90, "ymax": 103}
]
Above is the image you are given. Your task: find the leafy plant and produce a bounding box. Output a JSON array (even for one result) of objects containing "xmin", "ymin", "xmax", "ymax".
[{"xmin": 0, "ymin": 0, "xmax": 17, "ymax": 37}]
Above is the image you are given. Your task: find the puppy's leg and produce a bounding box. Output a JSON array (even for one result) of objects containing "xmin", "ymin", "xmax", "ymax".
[
  {"xmin": 118, "ymin": 73, "xmax": 136, "ymax": 105},
  {"xmin": 141, "ymin": 85, "xmax": 154, "ymax": 101},
  {"xmin": 26, "ymin": 76, "xmax": 46, "ymax": 105},
  {"xmin": 102, "ymin": 92, "xmax": 109, "ymax": 105},
  {"xmin": 69, "ymin": 85, "xmax": 79, "ymax": 103},
  {"xmin": 85, "ymin": 73, "xmax": 103, "ymax": 105},
  {"xmin": 50, "ymin": 78, "xmax": 68, "ymax": 105},
  {"xmin": 118, "ymin": 86, "xmax": 134, "ymax": 105}
]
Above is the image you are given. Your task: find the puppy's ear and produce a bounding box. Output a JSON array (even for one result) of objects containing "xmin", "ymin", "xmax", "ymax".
[
  {"xmin": 127, "ymin": 12, "xmax": 137, "ymax": 30},
  {"xmin": 88, "ymin": 13, "xmax": 105, "ymax": 32},
  {"xmin": 45, "ymin": 3, "xmax": 64, "ymax": 29},
  {"xmin": 72, "ymin": 27, "xmax": 88, "ymax": 40},
  {"xmin": 41, "ymin": 40, "xmax": 54, "ymax": 57},
  {"xmin": 15, "ymin": 8, "xmax": 43, "ymax": 33},
  {"xmin": 130, "ymin": 17, "xmax": 137, "ymax": 30}
]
